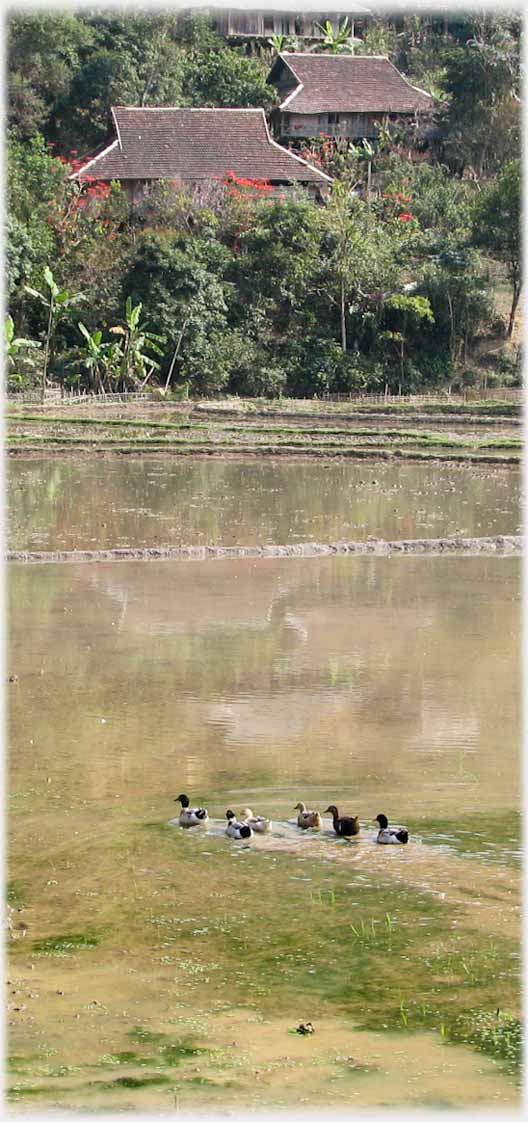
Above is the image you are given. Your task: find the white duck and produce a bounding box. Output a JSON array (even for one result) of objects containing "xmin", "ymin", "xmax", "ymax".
[
  {"xmin": 242, "ymin": 808, "xmax": 272, "ymax": 834},
  {"xmin": 294, "ymin": 802, "xmax": 322, "ymax": 830},
  {"xmin": 374, "ymin": 813, "xmax": 408, "ymax": 845},
  {"xmin": 225, "ymin": 810, "xmax": 253, "ymax": 840},
  {"xmin": 174, "ymin": 793, "xmax": 209, "ymax": 828}
]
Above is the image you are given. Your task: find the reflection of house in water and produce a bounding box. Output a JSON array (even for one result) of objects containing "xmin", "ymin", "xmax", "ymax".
[
  {"xmin": 84, "ymin": 562, "xmax": 310, "ymax": 641},
  {"xmin": 209, "ymin": 692, "xmax": 325, "ymax": 743}
]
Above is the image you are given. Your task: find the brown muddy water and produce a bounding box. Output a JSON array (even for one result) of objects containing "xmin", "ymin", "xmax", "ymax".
[
  {"xmin": 7, "ymin": 456, "xmax": 521, "ymax": 552},
  {"xmin": 7, "ymin": 553, "xmax": 521, "ymax": 1110}
]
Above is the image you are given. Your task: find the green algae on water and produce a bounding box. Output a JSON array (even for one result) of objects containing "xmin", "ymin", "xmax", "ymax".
[{"xmin": 32, "ymin": 931, "xmax": 101, "ymax": 955}]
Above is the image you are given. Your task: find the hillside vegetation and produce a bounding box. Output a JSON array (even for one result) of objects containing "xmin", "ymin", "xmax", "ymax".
[{"xmin": 7, "ymin": 11, "xmax": 522, "ymax": 401}]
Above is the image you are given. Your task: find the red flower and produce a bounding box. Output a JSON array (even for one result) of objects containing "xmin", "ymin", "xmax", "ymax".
[
  {"xmin": 384, "ymin": 192, "xmax": 412, "ymax": 202},
  {"xmin": 224, "ymin": 172, "xmax": 272, "ymax": 194},
  {"xmin": 398, "ymin": 213, "xmax": 415, "ymax": 222}
]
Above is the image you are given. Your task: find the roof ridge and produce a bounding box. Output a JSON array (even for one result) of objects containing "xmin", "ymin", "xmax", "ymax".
[
  {"xmin": 379, "ymin": 58, "xmax": 434, "ymax": 101},
  {"xmin": 69, "ymin": 139, "xmax": 119, "ymax": 180},
  {"xmin": 262, "ymin": 115, "xmax": 332, "ymax": 182},
  {"xmin": 112, "ymin": 106, "xmax": 266, "ymax": 113},
  {"xmin": 281, "ymin": 52, "xmax": 391, "ymax": 59}
]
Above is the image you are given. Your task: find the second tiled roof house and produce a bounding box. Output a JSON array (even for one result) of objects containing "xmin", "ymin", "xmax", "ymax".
[{"xmin": 267, "ymin": 53, "xmax": 435, "ymax": 143}]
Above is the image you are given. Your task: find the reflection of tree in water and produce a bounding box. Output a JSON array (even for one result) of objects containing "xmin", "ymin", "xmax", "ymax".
[{"xmin": 8, "ymin": 457, "xmax": 521, "ymax": 551}]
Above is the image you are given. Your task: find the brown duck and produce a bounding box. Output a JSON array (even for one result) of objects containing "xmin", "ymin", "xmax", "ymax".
[{"xmin": 325, "ymin": 805, "xmax": 360, "ymax": 837}]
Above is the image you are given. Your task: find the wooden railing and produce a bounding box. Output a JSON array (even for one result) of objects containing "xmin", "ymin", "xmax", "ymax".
[{"xmin": 7, "ymin": 387, "xmax": 523, "ymax": 407}]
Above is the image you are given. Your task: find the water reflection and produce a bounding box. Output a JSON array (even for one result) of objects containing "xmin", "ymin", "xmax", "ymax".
[
  {"xmin": 9, "ymin": 556, "xmax": 519, "ymax": 819},
  {"xmin": 8, "ymin": 457, "xmax": 521, "ymax": 551}
]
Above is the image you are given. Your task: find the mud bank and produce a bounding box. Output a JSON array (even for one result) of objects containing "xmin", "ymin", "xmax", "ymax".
[
  {"xmin": 6, "ymin": 447, "xmax": 521, "ymax": 466},
  {"xmin": 7, "ymin": 534, "xmax": 522, "ymax": 564},
  {"xmin": 190, "ymin": 404, "xmax": 522, "ymax": 427}
]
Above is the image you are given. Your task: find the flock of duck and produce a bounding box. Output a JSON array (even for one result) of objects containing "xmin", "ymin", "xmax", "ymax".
[{"xmin": 174, "ymin": 795, "xmax": 409, "ymax": 845}]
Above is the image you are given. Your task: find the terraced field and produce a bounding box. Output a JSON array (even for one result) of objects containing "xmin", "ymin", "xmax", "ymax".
[{"xmin": 5, "ymin": 398, "xmax": 523, "ymax": 464}]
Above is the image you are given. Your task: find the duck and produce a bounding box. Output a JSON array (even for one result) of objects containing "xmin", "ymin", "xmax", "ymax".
[
  {"xmin": 225, "ymin": 810, "xmax": 253, "ymax": 840},
  {"xmin": 294, "ymin": 802, "xmax": 322, "ymax": 830},
  {"xmin": 174, "ymin": 793, "xmax": 209, "ymax": 828},
  {"xmin": 374, "ymin": 813, "xmax": 408, "ymax": 845},
  {"xmin": 242, "ymin": 808, "xmax": 272, "ymax": 834},
  {"xmin": 325, "ymin": 805, "xmax": 360, "ymax": 838}
]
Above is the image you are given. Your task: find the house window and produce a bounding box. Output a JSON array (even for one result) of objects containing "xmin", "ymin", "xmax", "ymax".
[{"xmin": 328, "ymin": 113, "xmax": 341, "ymax": 125}]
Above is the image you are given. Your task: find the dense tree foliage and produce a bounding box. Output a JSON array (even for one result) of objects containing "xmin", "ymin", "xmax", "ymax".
[
  {"xmin": 471, "ymin": 160, "xmax": 521, "ymax": 336},
  {"xmin": 6, "ymin": 11, "xmax": 523, "ymax": 397}
]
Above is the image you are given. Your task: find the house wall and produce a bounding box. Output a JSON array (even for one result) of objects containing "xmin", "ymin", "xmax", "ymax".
[
  {"xmin": 213, "ymin": 11, "xmax": 359, "ymax": 40},
  {"xmin": 278, "ymin": 111, "xmax": 431, "ymax": 142},
  {"xmin": 116, "ymin": 176, "xmax": 328, "ymax": 206},
  {"xmin": 279, "ymin": 112, "xmax": 381, "ymax": 140}
]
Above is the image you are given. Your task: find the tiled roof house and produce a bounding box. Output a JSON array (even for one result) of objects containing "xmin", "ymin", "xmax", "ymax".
[
  {"xmin": 268, "ymin": 53, "xmax": 435, "ymax": 142},
  {"xmin": 72, "ymin": 107, "xmax": 332, "ymax": 200}
]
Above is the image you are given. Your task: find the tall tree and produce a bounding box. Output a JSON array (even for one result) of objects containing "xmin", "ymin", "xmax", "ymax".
[
  {"xmin": 471, "ymin": 160, "xmax": 521, "ymax": 336},
  {"xmin": 8, "ymin": 14, "xmax": 93, "ymax": 139},
  {"xmin": 439, "ymin": 14, "xmax": 521, "ymax": 177}
]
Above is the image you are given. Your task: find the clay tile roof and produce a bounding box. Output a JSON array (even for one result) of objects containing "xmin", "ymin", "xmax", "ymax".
[
  {"xmin": 74, "ymin": 107, "xmax": 331, "ymax": 184},
  {"xmin": 276, "ymin": 53, "xmax": 435, "ymax": 114}
]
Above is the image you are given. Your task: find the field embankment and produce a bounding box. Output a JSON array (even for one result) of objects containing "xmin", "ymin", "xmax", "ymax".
[{"xmin": 6, "ymin": 398, "xmax": 522, "ymax": 465}]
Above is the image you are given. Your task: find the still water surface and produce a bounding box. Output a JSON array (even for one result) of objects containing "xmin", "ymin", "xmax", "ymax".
[
  {"xmin": 8, "ymin": 554, "xmax": 520, "ymax": 1109},
  {"xmin": 8, "ymin": 456, "xmax": 521, "ymax": 550}
]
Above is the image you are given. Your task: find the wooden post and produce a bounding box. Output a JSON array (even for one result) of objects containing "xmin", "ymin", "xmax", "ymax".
[
  {"xmin": 340, "ymin": 277, "xmax": 347, "ymax": 352},
  {"xmin": 41, "ymin": 294, "xmax": 54, "ymax": 404}
]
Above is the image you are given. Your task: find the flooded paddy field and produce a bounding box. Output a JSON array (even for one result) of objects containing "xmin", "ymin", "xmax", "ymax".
[
  {"xmin": 7, "ymin": 553, "xmax": 521, "ymax": 1110},
  {"xmin": 7, "ymin": 456, "xmax": 521, "ymax": 553}
]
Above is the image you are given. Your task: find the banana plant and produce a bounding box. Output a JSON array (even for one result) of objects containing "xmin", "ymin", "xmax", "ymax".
[
  {"xmin": 268, "ymin": 33, "xmax": 298, "ymax": 53},
  {"xmin": 110, "ymin": 297, "xmax": 166, "ymax": 389},
  {"xmin": 5, "ymin": 314, "xmax": 41, "ymax": 368},
  {"xmin": 24, "ymin": 266, "xmax": 85, "ymax": 402},
  {"xmin": 350, "ymin": 138, "xmax": 376, "ymax": 196},
  {"xmin": 313, "ymin": 18, "xmax": 361, "ymax": 54},
  {"xmin": 77, "ymin": 322, "xmax": 123, "ymax": 394},
  {"xmin": 5, "ymin": 314, "xmax": 41, "ymax": 392}
]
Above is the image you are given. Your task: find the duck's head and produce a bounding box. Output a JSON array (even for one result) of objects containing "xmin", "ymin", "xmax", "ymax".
[
  {"xmin": 324, "ymin": 805, "xmax": 339, "ymax": 816},
  {"xmin": 242, "ymin": 808, "xmax": 253, "ymax": 819},
  {"xmin": 226, "ymin": 809, "xmax": 236, "ymax": 821},
  {"xmin": 294, "ymin": 802, "xmax": 306, "ymax": 812},
  {"xmin": 375, "ymin": 813, "xmax": 388, "ymax": 829},
  {"xmin": 175, "ymin": 794, "xmax": 189, "ymax": 807}
]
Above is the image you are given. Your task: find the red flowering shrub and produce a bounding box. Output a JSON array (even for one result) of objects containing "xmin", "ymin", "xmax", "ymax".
[
  {"xmin": 45, "ymin": 153, "xmax": 125, "ymax": 257},
  {"xmin": 225, "ymin": 171, "xmax": 273, "ymax": 198}
]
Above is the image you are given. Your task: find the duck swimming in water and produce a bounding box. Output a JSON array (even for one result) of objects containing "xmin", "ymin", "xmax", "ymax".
[
  {"xmin": 225, "ymin": 810, "xmax": 253, "ymax": 840},
  {"xmin": 242, "ymin": 808, "xmax": 272, "ymax": 834},
  {"xmin": 325, "ymin": 805, "xmax": 360, "ymax": 837},
  {"xmin": 174, "ymin": 793, "xmax": 209, "ymax": 828},
  {"xmin": 294, "ymin": 802, "xmax": 322, "ymax": 830},
  {"xmin": 374, "ymin": 813, "xmax": 408, "ymax": 845}
]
